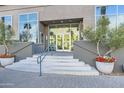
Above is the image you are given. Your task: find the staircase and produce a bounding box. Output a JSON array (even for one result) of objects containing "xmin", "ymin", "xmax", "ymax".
[{"xmin": 6, "ymin": 52, "xmax": 99, "ymax": 76}]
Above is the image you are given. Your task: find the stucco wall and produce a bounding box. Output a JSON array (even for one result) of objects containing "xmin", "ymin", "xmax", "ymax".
[
  {"xmin": 0, "ymin": 42, "xmax": 46, "ymax": 61},
  {"xmin": 41, "ymin": 5, "xmax": 95, "ymax": 21},
  {"xmin": 73, "ymin": 41, "xmax": 107, "ymax": 66},
  {"xmin": 0, "ymin": 5, "xmax": 95, "ymax": 41},
  {"xmin": 0, "ymin": 45, "xmax": 5, "ymax": 53},
  {"xmin": 0, "ymin": 42, "xmax": 33, "ymax": 61},
  {"xmin": 9, "ymin": 42, "xmax": 33, "ymax": 61},
  {"xmin": 112, "ymin": 48, "xmax": 124, "ymax": 73}
]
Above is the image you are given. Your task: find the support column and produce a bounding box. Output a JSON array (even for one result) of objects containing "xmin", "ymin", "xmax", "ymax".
[
  {"xmin": 79, "ymin": 20, "xmax": 83, "ymax": 40},
  {"xmin": 44, "ymin": 25, "xmax": 48, "ymax": 50}
]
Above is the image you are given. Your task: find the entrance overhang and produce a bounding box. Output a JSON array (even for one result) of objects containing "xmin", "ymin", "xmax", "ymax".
[{"xmin": 41, "ymin": 18, "xmax": 83, "ymax": 25}]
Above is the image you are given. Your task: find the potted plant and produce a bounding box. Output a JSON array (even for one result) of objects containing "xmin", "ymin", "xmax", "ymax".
[
  {"xmin": 96, "ymin": 56, "xmax": 116, "ymax": 74},
  {"xmin": 0, "ymin": 21, "xmax": 15, "ymax": 66},
  {"xmin": 83, "ymin": 15, "xmax": 124, "ymax": 74}
]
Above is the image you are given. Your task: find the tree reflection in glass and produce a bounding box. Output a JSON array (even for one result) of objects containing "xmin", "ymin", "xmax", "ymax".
[{"xmin": 20, "ymin": 23, "xmax": 32, "ymax": 42}]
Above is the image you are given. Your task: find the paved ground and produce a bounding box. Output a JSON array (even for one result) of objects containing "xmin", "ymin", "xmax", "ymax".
[{"xmin": 0, "ymin": 68, "xmax": 124, "ymax": 88}]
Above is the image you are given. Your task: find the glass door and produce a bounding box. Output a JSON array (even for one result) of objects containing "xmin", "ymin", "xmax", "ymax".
[
  {"xmin": 63, "ymin": 33, "xmax": 71, "ymax": 51},
  {"xmin": 56, "ymin": 33, "xmax": 71, "ymax": 51},
  {"xmin": 56, "ymin": 34, "xmax": 63, "ymax": 51}
]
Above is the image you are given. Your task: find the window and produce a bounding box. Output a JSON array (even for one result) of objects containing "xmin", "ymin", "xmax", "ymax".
[
  {"xmin": 96, "ymin": 6, "xmax": 117, "ymax": 29},
  {"xmin": 0, "ymin": 16, "xmax": 15, "ymax": 39},
  {"xmin": 0, "ymin": 16, "xmax": 12, "ymax": 27},
  {"xmin": 118, "ymin": 15, "xmax": 124, "ymax": 26},
  {"xmin": 96, "ymin": 5, "xmax": 117, "ymax": 16},
  {"xmin": 19, "ymin": 15, "xmax": 27, "ymax": 22},
  {"xmin": 96, "ymin": 7, "xmax": 101, "ymax": 16},
  {"xmin": 19, "ymin": 13, "xmax": 38, "ymax": 43},
  {"xmin": 118, "ymin": 5, "xmax": 124, "ymax": 14},
  {"xmin": 107, "ymin": 15, "xmax": 117, "ymax": 29},
  {"xmin": 106, "ymin": 5, "xmax": 117, "ymax": 15},
  {"xmin": 96, "ymin": 6, "xmax": 106, "ymax": 16},
  {"xmin": 101, "ymin": 6, "xmax": 106, "ymax": 15}
]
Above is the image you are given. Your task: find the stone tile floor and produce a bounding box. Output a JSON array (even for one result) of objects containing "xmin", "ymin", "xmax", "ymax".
[
  {"xmin": 0, "ymin": 51, "xmax": 123, "ymax": 88},
  {"xmin": 0, "ymin": 68, "xmax": 124, "ymax": 88}
]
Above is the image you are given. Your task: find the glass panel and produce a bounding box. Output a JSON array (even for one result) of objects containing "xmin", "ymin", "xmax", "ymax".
[
  {"xmin": 0, "ymin": 16, "xmax": 15, "ymax": 39},
  {"xmin": 29, "ymin": 21, "xmax": 38, "ymax": 43},
  {"xmin": 0, "ymin": 17, "xmax": 4, "ymax": 22},
  {"xmin": 96, "ymin": 6, "xmax": 117, "ymax": 16},
  {"xmin": 96, "ymin": 16, "xmax": 101, "ymax": 25},
  {"xmin": 64, "ymin": 34, "xmax": 70, "ymax": 50},
  {"xmin": 49, "ymin": 23, "xmax": 79, "ymax": 51},
  {"xmin": 106, "ymin": 5, "xmax": 117, "ymax": 15},
  {"xmin": 4, "ymin": 16, "xmax": 11, "ymax": 25},
  {"xmin": 49, "ymin": 33, "xmax": 56, "ymax": 51},
  {"xmin": 118, "ymin": 5, "xmax": 124, "ymax": 14},
  {"xmin": 50, "ymin": 32, "xmax": 55, "ymax": 45},
  {"xmin": 107, "ymin": 15, "xmax": 117, "ymax": 29},
  {"xmin": 101, "ymin": 6, "xmax": 106, "ymax": 15},
  {"xmin": 118, "ymin": 15, "xmax": 124, "ymax": 27},
  {"xmin": 19, "ymin": 13, "xmax": 38, "ymax": 43},
  {"xmin": 20, "ymin": 15, "xmax": 27, "ymax": 22},
  {"xmin": 19, "ymin": 22, "xmax": 27, "ymax": 42},
  {"xmin": 29, "ymin": 13, "xmax": 37, "ymax": 21},
  {"xmin": 96, "ymin": 7, "xmax": 101, "ymax": 16},
  {"xmin": 57, "ymin": 35, "xmax": 62, "ymax": 50}
]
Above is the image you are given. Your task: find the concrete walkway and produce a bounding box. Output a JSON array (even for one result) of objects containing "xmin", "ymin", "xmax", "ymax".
[{"xmin": 0, "ymin": 68, "xmax": 124, "ymax": 88}]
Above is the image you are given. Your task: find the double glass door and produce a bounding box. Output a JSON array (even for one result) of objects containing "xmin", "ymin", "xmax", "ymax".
[{"xmin": 56, "ymin": 33, "xmax": 71, "ymax": 51}]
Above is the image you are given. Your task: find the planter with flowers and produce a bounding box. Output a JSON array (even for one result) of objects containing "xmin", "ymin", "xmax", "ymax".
[
  {"xmin": 96, "ymin": 56, "xmax": 116, "ymax": 74},
  {"xmin": 83, "ymin": 7, "xmax": 124, "ymax": 74},
  {"xmin": 0, "ymin": 21, "xmax": 15, "ymax": 67}
]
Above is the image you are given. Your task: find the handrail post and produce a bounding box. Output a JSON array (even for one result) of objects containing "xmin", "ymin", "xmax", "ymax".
[
  {"xmin": 39, "ymin": 56, "xmax": 42, "ymax": 76},
  {"xmin": 37, "ymin": 47, "xmax": 49, "ymax": 76},
  {"xmin": 39, "ymin": 62, "xmax": 42, "ymax": 76}
]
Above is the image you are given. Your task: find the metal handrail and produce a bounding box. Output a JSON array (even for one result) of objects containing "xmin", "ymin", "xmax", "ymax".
[{"xmin": 37, "ymin": 46, "xmax": 49, "ymax": 76}]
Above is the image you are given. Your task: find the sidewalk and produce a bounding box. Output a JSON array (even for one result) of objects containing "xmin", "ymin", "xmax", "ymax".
[
  {"xmin": 0, "ymin": 68, "xmax": 124, "ymax": 88},
  {"xmin": 0, "ymin": 67, "xmax": 4, "ymax": 71}
]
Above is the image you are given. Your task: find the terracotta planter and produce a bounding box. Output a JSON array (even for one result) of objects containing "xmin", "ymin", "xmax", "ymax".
[
  {"xmin": 0, "ymin": 57, "xmax": 14, "ymax": 66},
  {"xmin": 96, "ymin": 61, "xmax": 114, "ymax": 74}
]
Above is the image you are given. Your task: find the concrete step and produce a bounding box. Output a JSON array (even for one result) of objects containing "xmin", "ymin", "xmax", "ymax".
[
  {"xmin": 33, "ymin": 55, "xmax": 73, "ymax": 59},
  {"xmin": 25, "ymin": 58, "xmax": 79, "ymax": 63},
  {"xmin": 44, "ymin": 62, "xmax": 85, "ymax": 66},
  {"xmin": 6, "ymin": 54, "xmax": 99, "ymax": 76},
  {"xmin": 27, "ymin": 56, "xmax": 76, "ymax": 59},
  {"xmin": 6, "ymin": 63, "xmax": 99, "ymax": 76},
  {"xmin": 13, "ymin": 60, "xmax": 86, "ymax": 67},
  {"xmin": 45, "ymin": 56, "xmax": 74, "ymax": 59},
  {"xmin": 44, "ymin": 65, "xmax": 91, "ymax": 71},
  {"xmin": 20, "ymin": 59, "xmax": 81, "ymax": 64},
  {"xmin": 44, "ymin": 59, "xmax": 79, "ymax": 62},
  {"xmin": 7, "ymin": 59, "xmax": 88, "ymax": 69}
]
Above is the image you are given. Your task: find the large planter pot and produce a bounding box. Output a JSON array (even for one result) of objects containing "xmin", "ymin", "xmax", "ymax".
[
  {"xmin": 0, "ymin": 57, "xmax": 14, "ymax": 66},
  {"xmin": 96, "ymin": 61, "xmax": 114, "ymax": 74}
]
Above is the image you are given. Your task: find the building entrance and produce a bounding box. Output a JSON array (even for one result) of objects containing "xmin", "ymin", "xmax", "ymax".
[{"xmin": 49, "ymin": 23, "xmax": 80, "ymax": 51}]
